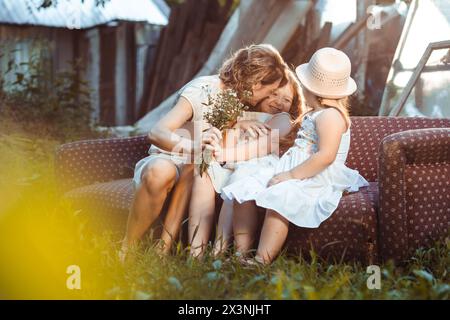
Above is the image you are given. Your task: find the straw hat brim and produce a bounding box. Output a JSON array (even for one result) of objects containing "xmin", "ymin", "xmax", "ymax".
[{"xmin": 295, "ymin": 64, "xmax": 357, "ymax": 99}]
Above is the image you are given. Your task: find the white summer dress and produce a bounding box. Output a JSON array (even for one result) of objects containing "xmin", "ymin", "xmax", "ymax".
[
  {"xmin": 134, "ymin": 75, "xmax": 223, "ymax": 189},
  {"xmin": 221, "ymin": 109, "xmax": 370, "ymax": 228}
]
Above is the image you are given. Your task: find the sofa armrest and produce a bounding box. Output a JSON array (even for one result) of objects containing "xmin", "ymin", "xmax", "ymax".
[
  {"xmin": 55, "ymin": 135, "xmax": 150, "ymax": 193},
  {"xmin": 377, "ymin": 128, "xmax": 450, "ymax": 262}
]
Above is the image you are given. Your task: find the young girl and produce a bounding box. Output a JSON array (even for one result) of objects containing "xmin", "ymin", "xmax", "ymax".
[
  {"xmin": 120, "ymin": 44, "xmax": 288, "ymax": 260},
  {"xmin": 221, "ymin": 48, "xmax": 370, "ymax": 264},
  {"xmin": 212, "ymin": 70, "xmax": 303, "ymax": 256}
]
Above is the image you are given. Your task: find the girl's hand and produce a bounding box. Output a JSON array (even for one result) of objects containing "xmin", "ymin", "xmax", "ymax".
[
  {"xmin": 235, "ymin": 120, "xmax": 270, "ymax": 138},
  {"xmin": 267, "ymin": 171, "xmax": 294, "ymax": 187}
]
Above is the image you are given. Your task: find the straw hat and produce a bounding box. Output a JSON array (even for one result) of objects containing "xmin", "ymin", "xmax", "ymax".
[{"xmin": 295, "ymin": 47, "xmax": 357, "ymax": 99}]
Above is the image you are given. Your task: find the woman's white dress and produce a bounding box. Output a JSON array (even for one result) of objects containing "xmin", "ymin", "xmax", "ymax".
[{"xmin": 221, "ymin": 109, "xmax": 369, "ymax": 228}]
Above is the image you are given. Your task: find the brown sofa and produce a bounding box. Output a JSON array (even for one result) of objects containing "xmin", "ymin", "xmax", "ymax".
[{"xmin": 55, "ymin": 116, "xmax": 450, "ymax": 264}]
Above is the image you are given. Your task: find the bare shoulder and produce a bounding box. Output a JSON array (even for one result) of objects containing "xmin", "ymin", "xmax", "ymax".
[{"xmin": 316, "ymin": 108, "xmax": 347, "ymax": 134}]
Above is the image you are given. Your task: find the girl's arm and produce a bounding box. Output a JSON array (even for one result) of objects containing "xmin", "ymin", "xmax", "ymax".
[
  {"xmin": 216, "ymin": 113, "xmax": 292, "ymax": 162},
  {"xmin": 289, "ymin": 108, "xmax": 347, "ymax": 179},
  {"xmin": 233, "ymin": 120, "xmax": 270, "ymax": 138},
  {"xmin": 148, "ymin": 97, "xmax": 198, "ymax": 155}
]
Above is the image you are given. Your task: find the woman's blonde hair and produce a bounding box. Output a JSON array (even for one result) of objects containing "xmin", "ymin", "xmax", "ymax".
[{"xmin": 219, "ymin": 44, "xmax": 288, "ymax": 99}]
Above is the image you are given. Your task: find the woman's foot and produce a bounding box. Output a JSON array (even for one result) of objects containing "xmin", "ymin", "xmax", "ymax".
[
  {"xmin": 118, "ymin": 242, "xmax": 129, "ymax": 264},
  {"xmin": 239, "ymin": 255, "xmax": 266, "ymax": 267},
  {"xmin": 155, "ymin": 240, "xmax": 171, "ymax": 257},
  {"xmin": 118, "ymin": 238, "xmax": 139, "ymax": 264}
]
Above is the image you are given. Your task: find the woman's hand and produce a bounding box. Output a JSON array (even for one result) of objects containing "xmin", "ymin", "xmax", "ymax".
[
  {"xmin": 201, "ymin": 127, "xmax": 223, "ymax": 162},
  {"xmin": 201, "ymin": 127, "xmax": 222, "ymax": 148},
  {"xmin": 267, "ymin": 171, "xmax": 295, "ymax": 187},
  {"xmin": 234, "ymin": 120, "xmax": 270, "ymax": 138}
]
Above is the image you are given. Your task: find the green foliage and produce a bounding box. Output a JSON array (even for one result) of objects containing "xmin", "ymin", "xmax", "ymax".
[
  {"xmin": 203, "ymin": 88, "xmax": 250, "ymax": 131},
  {"xmin": 0, "ymin": 97, "xmax": 446, "ymax": 300},
  {"xmin": 0, "ymin": 45, "xmax": 102, "ymax": 141},
  {"xmin": 0, "ymin": 129, "xmax": 449, "ymax": 299}
]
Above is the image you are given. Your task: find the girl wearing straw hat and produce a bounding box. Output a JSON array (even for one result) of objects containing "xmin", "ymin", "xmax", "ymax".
[{"xmin": 221, "ymin": 47, "xmax": 369, "ymax": 265}]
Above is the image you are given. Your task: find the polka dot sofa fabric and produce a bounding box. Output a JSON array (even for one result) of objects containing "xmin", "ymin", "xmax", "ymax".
[
  {"xmin": 55, "ymin": 135, "xmax": 150, "ymax": 193},
  {"xmin": 56, "ymin": 117, "xmax": 450, "ymax": 263},
  {"xmin": 378, "ymin": 128, "xmax": 450, "ymax": 262},
  {"xmin": 285, "ymin": 182, "xmax": 379, "ymax": 263},
  {"xmin": 64, "ymin": 178, "xmax": 135, "ymax": 229}
]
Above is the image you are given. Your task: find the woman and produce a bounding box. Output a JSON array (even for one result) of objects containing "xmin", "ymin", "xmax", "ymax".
[{"xmin": 120, "ymin": 44, "xmax": 288, "ymax": 260}]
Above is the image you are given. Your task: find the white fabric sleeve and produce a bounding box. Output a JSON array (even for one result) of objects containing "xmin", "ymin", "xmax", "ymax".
[{"xmin": 179, "ymin": 84, "xmax": 204, "ymax": 122}]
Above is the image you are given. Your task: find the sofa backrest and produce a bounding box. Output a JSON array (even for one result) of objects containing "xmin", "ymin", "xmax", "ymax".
[{"xmin": 346, "ymin": 117, "xmax": 450, "ymax": 182}]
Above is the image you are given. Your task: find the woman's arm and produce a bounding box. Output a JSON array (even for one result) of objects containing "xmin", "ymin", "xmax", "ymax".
[{"xmin": 148, "ymin": 96, "xmax": 195, "ymax": 155}]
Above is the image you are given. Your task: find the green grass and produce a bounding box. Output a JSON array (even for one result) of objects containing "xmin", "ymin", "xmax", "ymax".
[{"xmin": 0, "ymin": 123, "xmax": 448, "ymax": 300}]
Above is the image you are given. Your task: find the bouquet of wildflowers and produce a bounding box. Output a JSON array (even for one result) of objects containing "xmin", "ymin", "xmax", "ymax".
[{"xmin": 199, "ymin": 87, "xmax": 251, "ymax": 176}]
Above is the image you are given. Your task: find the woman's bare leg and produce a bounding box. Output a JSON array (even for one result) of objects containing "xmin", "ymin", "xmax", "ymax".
[
  {"xmin": 212, "ymin": 199, "xmax": 234, "ymax": 256},
  {"xmin": 120, "ymin": 158, "xmax": 177, "ymax": 260},
  {"xmin": 188, "ymin": 172, "xmax": 216, "ymax": 258},
  {"xmin": 233, "ymin": 201, "xmax": 259, "ymax": 256},
  {"xmin": 159, "ymin": 164, "xmax": 194, "ymax": 254},
  {"xmin": 255, "ymin": 209, "xmax": 289, "ymax": 264}
]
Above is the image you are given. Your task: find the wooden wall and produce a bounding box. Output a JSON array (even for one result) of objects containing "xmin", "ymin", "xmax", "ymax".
[{"xmin": 138, "ymin": 0, "xmax": 234, "ymax": 118}]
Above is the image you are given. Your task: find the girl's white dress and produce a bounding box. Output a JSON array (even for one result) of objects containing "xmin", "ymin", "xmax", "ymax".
[{"xmin": 221, "ymin": 109, "xmax": 369, "ymax": 228}]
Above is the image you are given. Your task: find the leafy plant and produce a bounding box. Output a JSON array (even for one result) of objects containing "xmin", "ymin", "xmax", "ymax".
[
  {"xmin": 0, "ymin": 43, "xmax": 101, "ymax": 141},
  {"xmin": 0, "ymin": 127, "xmax": 449, "ymax": 299},
  {"xmin": 199, "ymin": 87, "xmax": 250, "ymax": 176}
]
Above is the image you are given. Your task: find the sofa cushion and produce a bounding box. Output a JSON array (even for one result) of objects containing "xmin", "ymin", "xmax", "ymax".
[{"xmin": 285, "ymin": 182, "xmax": 379, "ymax": 264}]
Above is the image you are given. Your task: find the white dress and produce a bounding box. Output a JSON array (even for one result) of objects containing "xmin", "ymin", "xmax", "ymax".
[
  {"xmin": 221, "ymin": 109, "xmax": 370, "ymax": 228},
  {"xmin": 208, "ymin": 111, "xmax": 276, "ymax": 193}
]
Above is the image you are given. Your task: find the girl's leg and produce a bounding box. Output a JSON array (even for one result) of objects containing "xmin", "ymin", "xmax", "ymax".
[
  {"xmin": 233, "ymin": 201, "xmax": 259, "ymax": 256},
  {"xmin": 159, "ymin": 164, "xmax": 194, "ymax": 254},
  {"xmin": 188, "ymin": 172, "xmax": 216, "ymax": 258},
  {"xmin": 120, "ymin": 158, "xmax": 178, "ymax": 259},
  {"xmin": 255, "ymin": 209, "xmax": 289, "ymax": 264},
  {"xmin": 213, "ymin": 199, "xmax": 234, "ymax": 256}
]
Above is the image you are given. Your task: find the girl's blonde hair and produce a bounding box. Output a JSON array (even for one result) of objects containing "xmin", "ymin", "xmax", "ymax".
[{"xmin": 219, "ymin": 44, "xmax": 288, "ymax": 99}]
